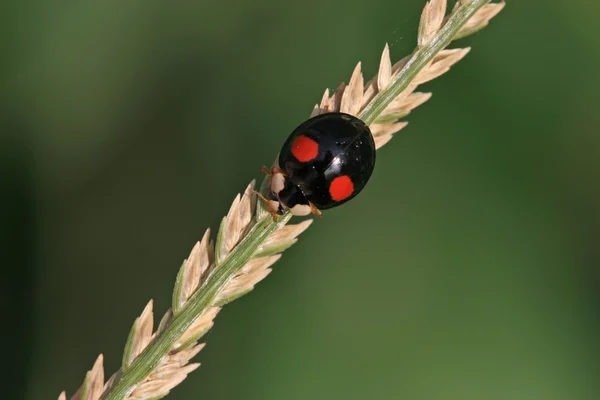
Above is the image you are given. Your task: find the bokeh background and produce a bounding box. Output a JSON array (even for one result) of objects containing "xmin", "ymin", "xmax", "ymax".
[{"xmin": 2, "ymin": 0, "xmax": 599, "ymax": 399}]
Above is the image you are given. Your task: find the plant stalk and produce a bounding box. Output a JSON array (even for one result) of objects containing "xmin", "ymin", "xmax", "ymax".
[
  {"xmin": 100, "ymin": 1, "xmax": 491, "ymax": 398},
  {"xmin": 360, "ymin": 0, "xmax": 490, "ymax": 125}
]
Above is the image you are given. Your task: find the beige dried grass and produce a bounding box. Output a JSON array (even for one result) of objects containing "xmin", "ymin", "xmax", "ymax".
[
  {"xmin": 312, "ymin": 0, "xmax": 505, "ymax": 148},
  {"xmin": 58, "ymin": 1, "xmax": 504, "ymax": 399}
]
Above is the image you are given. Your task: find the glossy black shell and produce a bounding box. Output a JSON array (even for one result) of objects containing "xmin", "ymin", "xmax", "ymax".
[{"xmin": 278, "ymin": 112, "xmax": 376, "ymax": 209}]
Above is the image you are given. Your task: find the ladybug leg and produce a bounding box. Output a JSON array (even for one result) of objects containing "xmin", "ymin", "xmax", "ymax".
[
  {"xmin": 308, "ymin": 202, "xmax": 322, "ymax": 219},
  {"xmin": 253, "ymin": 190, "xmax": 280, "ymax": 220},
  {"xmin": 261, "ymin": 165, "xmax": 286, "ymax": 177},
  {"xmin": 252, "ymin": 189, "xmax": 268, "ymax": 202},
  {"xmin": 261, "ymin": 165, "xmax": 273, "ymax": 176}
]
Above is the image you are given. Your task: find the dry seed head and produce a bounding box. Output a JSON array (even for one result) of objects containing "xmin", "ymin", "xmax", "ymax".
[
  {"xmin": 413, "ymin": 48, "xmax": 471, "ymax": 85},
  {"xmin": 218, "ymin": 181, "xmax": 256, "ymax": 262},
  {"xmin": 127, "ymin": 341, "xmax": 207, "ymax": 400},
  {"xmin": 331, "ymin": 82, "xmax": 346, "ymax": 114},
  {"xmin": 370, "ymin": 121, "xmax": 410, "ymax": 149},
  {"xmin": 176, "ymin": 229, "xmax": 213, "ymax": 312},
  {"xmin": 377, "ymin": 44, "xmax": 392, "ymax": 91},
  {"xmin": 62, "ymin": 2, "xmax": 505, "ymax": 399},
  {"xmin": 170, "ymin": 344, "xmax": 205, "ymax": 365},
  {"xmin": 258, "ymin": 219, "xmax": 313, "ymax": 254},
  {"xmin": 222, "ymin": 195, "xmax": 241, "ymax": 254},
  {"xmin": 150, "ymin": 363, "xmax": 200, "ymax": 381},
  {"xmin": 419, "ymin": 0, "xmax": 447, "ymax": 47},
  {"xmin": 320, "ymin": 89, "xmax": 330, "ymax": 111},
  {"xmin": 456, "ymin": 2, "xmax": 505, "ymax": 37},
  {"xmin": 312, "ymin": 13, "xmax": 478, "ymax": 149},
  {"xmin": 340, "ymin": 62, "xmax": 364, "ymax": 115},
  {"xmin": 214, "ymin": 255, "xmax": 281, "ymax": 305},
  {"xmin": 85, "ymin": 355, "xmax": 105, "ymax": 400},
  {"xmin": 134, "ymin": 301, "xmax": 154, "ymax": 355},
  {"xmin": 69, "ymin": 354, "xmax": 104, "ymax": 400},
  {"xmin": 237, "ymin": 255, "xmax": 282, "ymax": 277},
  {"xmin": 381, "ymin": 92, "xmax": 432, "ymax": 118},
  {"xmin": 175, "ymin": 308, "xmax": 220, "ymax": 349},
  {"xmin": 105, "ymin": 189, "xmax": 308, "ymax": 399},
  {"xmin": 122, "ymin": 300, "xmax": 154, "ymax": 370},
  {"xmin": 130, "ymin": 363, "xmax": 200, "ymax": 399}
]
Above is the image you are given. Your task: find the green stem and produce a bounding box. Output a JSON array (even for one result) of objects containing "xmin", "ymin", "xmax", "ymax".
[
  {"xmin": 101, "ymin": 213, "xmax": 290, "ymax": 400},
  {"xmin": 100, "ymin": 1, "xmax": 491, "ymax": 398},
  {"xmin": 359, "ymin": 0, "xmax": 491, "ymax": 125}
]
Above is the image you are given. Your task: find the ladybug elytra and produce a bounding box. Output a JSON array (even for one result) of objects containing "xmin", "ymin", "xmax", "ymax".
[{"xmin": 263, "ymin": 112, "xmax": 376, "ymax": 218}]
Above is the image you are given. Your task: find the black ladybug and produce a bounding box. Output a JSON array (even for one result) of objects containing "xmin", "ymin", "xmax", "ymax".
[{"xmin": 263, "ymin": 112, "xmax": 376, "ymax": 218}]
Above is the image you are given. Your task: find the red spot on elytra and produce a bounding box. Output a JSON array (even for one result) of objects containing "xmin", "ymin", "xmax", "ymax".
[
  {"xmin": 329, "ymin": 175, "xmax": 354, "ymax": 201},
  {"xmin": 291, "ymin": 135, "xmax": 319, "ymax": 162}
]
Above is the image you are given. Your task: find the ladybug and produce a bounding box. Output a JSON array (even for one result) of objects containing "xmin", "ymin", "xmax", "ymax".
[{"xmin": 262, "ymin": 112, "xmax": 376, "ymax": 218}]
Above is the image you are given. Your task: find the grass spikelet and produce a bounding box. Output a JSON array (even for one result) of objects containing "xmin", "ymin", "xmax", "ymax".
[
  {"xmin": 255, "ymin": 219, "xmax": 313, "ymax": 257},
  {"xmin": 214, "ymin": 255, "xmax": 281, "ymax": 306},
  {"xmin": 122, "ymin": 301, "xmax": 153, "ymax": 371},
  {"xmin": 340, "ymin": 62, "xmax": 364, "ymax": 115},
  {"xmin": 377, "ymin": 44, "xmax": 392, "ymax": 91},
  {"xmin": 129, "ymin": 361, "xmax": 200, "ymax": 399},
  {"xmin": 174, "ymin": 308, "xmax": 220, "ymax": 350},
  {"xmin": 60, "ymin": 2, "xmax": 504, "ymax": 399},
  {"xmin": 173, "ymin": 229, "xmax": 213, "ymax": 315},
  {"xmin": 455, "ymin": 1, "xmax": 505, "ymax": 38},
  {"xmin": 315, "ymin": 0, "xmax": 488, "ymax": 149},
  {"xmin": 70, "ymin": 355, "xmax": 104, "ymax": 400},
  {"xmin": 221, "ymin": 181, "xmax": 256, "ymax": 257},
  {"xmin": 419, "ymin": 0, "xmax": 447, "ymax": 46}
]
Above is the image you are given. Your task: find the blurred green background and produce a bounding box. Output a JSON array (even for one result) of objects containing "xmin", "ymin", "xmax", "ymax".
[{"xmin": 2, "ymin": 0, "xmax": 599, "ymax": 399}]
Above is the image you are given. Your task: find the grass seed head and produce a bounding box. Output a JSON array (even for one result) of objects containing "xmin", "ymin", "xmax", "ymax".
[{"xmin": 60, "ymin": 2, "xmax": 505, "ymax": 399}]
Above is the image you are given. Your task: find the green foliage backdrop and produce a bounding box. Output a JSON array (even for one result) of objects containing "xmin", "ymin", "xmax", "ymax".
[{"xmin": 2, "ymin": 0, "xmax": 599, "ymax": 399}]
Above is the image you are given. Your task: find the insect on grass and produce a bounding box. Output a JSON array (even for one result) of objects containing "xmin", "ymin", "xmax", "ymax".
[{"xmin": 59, "ymin": 1, "xmax": 505, "ymax": 399}]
